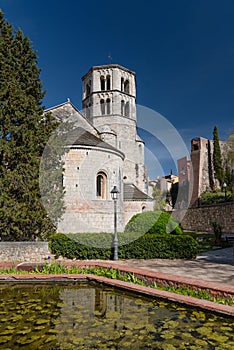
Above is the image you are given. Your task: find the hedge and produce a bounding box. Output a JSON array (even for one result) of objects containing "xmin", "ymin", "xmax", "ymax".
[
  {"xmin": 49, "ymin": 232, "xmax": 198, "ymax": 260},
  {"xmin": 124, "ymin": 211, "xmax": 183, "ymax": 235}
]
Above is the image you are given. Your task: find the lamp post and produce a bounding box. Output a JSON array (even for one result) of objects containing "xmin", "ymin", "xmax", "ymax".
[
  {"xmin": 111, "ymin": 186, "xmax": 119, "ymax": 260},
  {"xmin": 223, "ymin": 182, "xmax": 227, "ymax": 201}
]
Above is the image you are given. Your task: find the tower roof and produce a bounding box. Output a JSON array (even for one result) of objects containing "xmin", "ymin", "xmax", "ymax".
[{"xmin": 82, "ymin": 64, "xmax": 135, "ymax": 81}]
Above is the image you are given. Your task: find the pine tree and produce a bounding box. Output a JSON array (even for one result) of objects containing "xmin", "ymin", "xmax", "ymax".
[
  {"xmin": 213, "ymin": 125, "xmax": 224, "ymax": 187},
  {"xmin": 0, "ymin": 10, "xmax": 63, "ymax": 241}
]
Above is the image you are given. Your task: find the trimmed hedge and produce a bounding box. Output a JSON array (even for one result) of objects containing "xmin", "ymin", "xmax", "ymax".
[
  {"xmin": 49, "ymin": 232, "xmax": 198, "ymax": 260},
  {"xmin": 124, "ymin": 211, "xmax": 183, "ymax": 235}
]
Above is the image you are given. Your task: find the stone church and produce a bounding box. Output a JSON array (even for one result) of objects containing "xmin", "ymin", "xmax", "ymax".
[{"xmin": 46, "ymin": 64, "xmax": 153, "ymax": 233}]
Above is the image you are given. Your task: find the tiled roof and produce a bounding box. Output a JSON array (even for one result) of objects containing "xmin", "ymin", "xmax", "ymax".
[
  {"xmin": 124, "ymin": 183, "xmax": 153, "ymax": 201},
  {"xmin": 66, "ymin": 127, "xmax": 124, "ymax": 157}
]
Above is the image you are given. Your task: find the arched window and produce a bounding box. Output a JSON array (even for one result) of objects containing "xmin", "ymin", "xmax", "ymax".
[
  {"xmin": 100, "ymin": 76, "xmax": 105, "ymax": 91},
  {"xmin": 121, "ymin": 100, "xmax": 125, "ymax": 115},
  {"xmin": 106, "ymin": 98, "xmax": 111, "ymax": 114},
  {"xmin": 121, "ymin": 77, "xmax": 124, "ymax": 92},
  {"xmin": 86, "ymin": 81, "xmax": 91, "ymax": 96},
  {"xmin": 100, "ymin": 99, "xmax": 105, "ymax": 115},
  {"xmin": 106, "ymin": 75, "xmax": 111, "ymax": 90},
  {"xmin": 96, "ymin": 172, "xmax": 107, "ymax": 199},
  {"xmin": 125, "ymin": 101, "xmax": 129, "ymax": 117},
  {"xmin": 124, "ymin": 80, "xmax": 129, "ymax": 93}
]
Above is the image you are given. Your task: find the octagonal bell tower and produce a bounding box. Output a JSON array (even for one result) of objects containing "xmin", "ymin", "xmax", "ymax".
[{"xmin": 82, "ymin": 64, "xmax": 147, "ymax": 192}]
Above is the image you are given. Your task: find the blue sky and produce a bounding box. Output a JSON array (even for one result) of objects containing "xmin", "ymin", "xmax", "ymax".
[{"xmin": 1, "ymin": 0, "xmax": 234, "ymax": 177}]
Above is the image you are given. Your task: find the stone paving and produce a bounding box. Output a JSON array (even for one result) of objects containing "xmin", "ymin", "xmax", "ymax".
[{"xmin": 116, "ymin": 247, "xmax": 234, "ymax": 285}]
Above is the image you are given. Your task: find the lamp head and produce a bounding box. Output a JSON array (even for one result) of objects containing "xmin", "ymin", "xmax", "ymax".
[{"xmin": 111, "ymin": 186, "xmax": 119, "ymax": 200}]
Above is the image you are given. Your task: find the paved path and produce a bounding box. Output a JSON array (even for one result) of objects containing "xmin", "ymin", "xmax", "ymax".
[
  {"xmin": 1, "ymin": 247, "xmax": 234, "ymax": 286},
  {"xmin": 117, "ymin": 247, "xmax": 234, "ymax": 285}
]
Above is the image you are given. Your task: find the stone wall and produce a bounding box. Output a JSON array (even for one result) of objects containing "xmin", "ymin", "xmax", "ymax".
[
  {"xmin": 181, "ymin": 202, "xmax": 234, "ymax": 233},
  {"xmin": 0, "ymin": 242, "xmax": 51, "ymax": 262}
]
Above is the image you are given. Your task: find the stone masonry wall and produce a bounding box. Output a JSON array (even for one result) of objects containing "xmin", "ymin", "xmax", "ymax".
[
  {"xmin": 0, "ymin": 242, "xmax": 51, "ymax": 262},
  {"xmin": 181, "ymin": 202, "xmax": 234, "ymax": 233}
]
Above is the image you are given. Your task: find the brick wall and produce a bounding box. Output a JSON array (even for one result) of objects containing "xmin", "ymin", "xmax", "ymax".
[
  {"xmin": 0, "ymin": 242, "xmax": 51, "ymax": 262},
  {"xmin": 181, "ymin": 202, "xmax": 234, "ymax": 233}
]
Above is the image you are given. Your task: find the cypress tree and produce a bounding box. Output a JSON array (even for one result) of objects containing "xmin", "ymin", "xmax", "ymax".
[
  {"xmin": 207, "ymin": 140, "xmax": 214, "ymax": 190},
  {"xmin": 213, "ymin": 125, "xmax": 224, "ymax": 187},
  {"xmin": 0, "ymin": 10, "xmax": 62, "ymax": 241}
]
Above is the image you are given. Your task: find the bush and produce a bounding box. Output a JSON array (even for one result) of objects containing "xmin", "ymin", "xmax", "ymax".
[
  {"xmin": 200, "ymin": 191, "xmax": 232, "ymax": 205},
  {"xmin": 49, "ymin": 232, "xmax": 198, "ymax": 260},
  {"xmin": 124, "ymin": 211, "xmax": 183, "ymax": 235}
]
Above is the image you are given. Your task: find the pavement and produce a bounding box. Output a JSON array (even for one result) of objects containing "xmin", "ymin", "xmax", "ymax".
[
  {"xmin": 117, "ymin": 247, "xmax": 234, "ymax": 285},
  {"xmin": 1, "ymin": 247, "xmax": 234, "ymax": 286}
]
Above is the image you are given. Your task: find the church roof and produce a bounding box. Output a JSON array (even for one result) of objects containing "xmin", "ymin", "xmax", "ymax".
[
  {"xmin": 66, "ymin": 127, "xmax": 125, "ymax": 158},
  {"xmin": 124, "ymin": 183, "xmax": 153, "ymax": 201},
  {"xmin": 82, "ymin": 64, "xmax": 135, "ymax": 80}
]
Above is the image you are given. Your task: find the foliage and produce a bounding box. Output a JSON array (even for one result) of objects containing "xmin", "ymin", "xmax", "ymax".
[
  {"xmin": 1, "ymin": 262, "xmax": 233, "ymax": 305},
  {"xmin": 207, "ymin": 140, "xmax": 215, "ymax": 190},
  {"xmin": 152, "ymin": 186, "xmax": 166, "ymax": 210},
  {"xmin": 170, "ymin": 182, "xmax": 178, "ymax": 208},
  {"xmin": 200, "ymin": 191, "xmax": 232, "ymax": 205},
  {"xmin": 0, "ymin": 10, "xmax": 63, "ymax": 241},
  {"xmin": 49, "ymin": 232, "xmax": 198, "ymax": 260},
  {"xmin": 213, "ymin": 126, "xmax": 224, "ymax": 187},
  {"xmin": 124, "ymin": 211, "xmax": 183, "ymax": 235},
  {"xmin": 211, "ymin": 221, "xmax": 223, "ymax": 245}
]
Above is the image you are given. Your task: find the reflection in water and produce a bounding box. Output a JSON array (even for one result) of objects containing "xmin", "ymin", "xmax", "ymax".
[{"xmin": 0, "ymin": 283, "xmax": 233, "ymax": 349}]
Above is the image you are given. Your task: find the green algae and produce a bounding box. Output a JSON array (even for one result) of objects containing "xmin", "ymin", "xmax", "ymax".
[{"xmin": 0, "ymin": 283, "xmax": 233, "ymax": 349}]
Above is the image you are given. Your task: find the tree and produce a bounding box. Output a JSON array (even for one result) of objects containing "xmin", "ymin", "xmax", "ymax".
[
  {"xmin": 213, "ymin": 126, "xmax": 224, "ymax": 187},
  {"xmin": 207, "ymin": 140, "xmax": 214, "ymax": 191},
  {"xmin": 226, "ymin": 133, "xmax": 234, "ymax": 194},
  {"xmin": 152, "ymin": 186, "xmax": 166, "ymax": 210},
  {"xmin": 0, "ymin": 10, "xmax": 63, "ymax": 241}
]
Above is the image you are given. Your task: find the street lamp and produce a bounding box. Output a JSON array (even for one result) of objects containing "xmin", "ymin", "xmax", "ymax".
[
  {"xmin": 110, "ymin": 186, "xmax": 119, "ymax": 260},
  {"xmin": 223, "ymin": 182, "xmax": 227, "ymax": 201}
]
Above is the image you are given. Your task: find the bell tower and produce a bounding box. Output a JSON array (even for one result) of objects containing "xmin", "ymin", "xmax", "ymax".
[{"xmin": 82, "ymin": 64, "xmax": 147, "ymax": 192}]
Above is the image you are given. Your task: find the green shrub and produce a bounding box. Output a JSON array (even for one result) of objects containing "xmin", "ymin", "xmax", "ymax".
[
  {"xmin": 124, "ymin": 211, "xmax": 183, "ymax": 235},
  {"xmin": 200, "ymin": 191, "xmax": 232, "ymax": 205},
  {"xmin": 49, "ymin": 232, "xmax": 198, "ymax": 260}
]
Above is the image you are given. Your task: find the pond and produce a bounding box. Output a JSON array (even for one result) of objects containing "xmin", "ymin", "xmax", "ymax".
[{"xmin": 0, "ymin": 282, "xmax": 233, "ymax": 349}]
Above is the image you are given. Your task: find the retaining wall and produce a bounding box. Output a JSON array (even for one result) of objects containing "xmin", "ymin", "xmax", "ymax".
[
  {"xmin": 180, "ymin": 202, "xmax": 234, "ymax": 233},
  {"xmin": 0, "ymin": 242, "xmax": 51, "ymax": 262}
]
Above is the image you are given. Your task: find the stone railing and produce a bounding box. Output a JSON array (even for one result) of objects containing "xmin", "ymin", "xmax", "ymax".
[{"xmin": 0, "ymin": 242, "xmax": 51, "ymax": 262}]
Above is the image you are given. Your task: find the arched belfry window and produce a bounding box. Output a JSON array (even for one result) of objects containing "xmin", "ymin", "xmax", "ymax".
[
  {"xmin": 106, "ymin": 75, "xmax": 111, "ymax": 90},
  {"xmin": 121, "ymin": 100, "xmax": 125, "ymax": 115},
  {"xmin": 121, "ymin": 77, "xmax": 124, "ymax": 92},
  {"xmin": 86, "ymin": 81, "xmax": 91, "ymax": 96},
  {"xmin": 100, "ymin": 76, "xmax": 105, "ymax": 91},
  {"xmin": 125, "ymin": 101, "xmax": 130, "ymax": 117},
  {"xmin": 106, "ymin": 98, "xmax": 111, "ymax": 114},
  {"xmin": 96, "ymin": 172, "xmax": 107, "ymax": 199},
  {"xmin": 100, "ymin": 99, "xmax": 105, "ymax": 115},
  {"xmin": 124, "ymin": 80, "xmax": 129, "ymax": 93}
]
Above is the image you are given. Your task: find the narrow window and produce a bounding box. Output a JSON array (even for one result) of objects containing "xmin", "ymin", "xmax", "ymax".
[
  {"xmin": 125, "ymin": 101, "xmax": 129, "ymax": 117},
  {"xmin": 121, "ymin": 100, "xmax": 125, "ymax": 115},
  {"xmin": 106, "ymin": 75, "xmax": 111, "ymax": 90},
  {"xmin": 100, "ymin": 76, "xmax": 105, "ymax": 91},
  {"xmin": 86, "ymin": 82, "xmax": 91, "ymax": 96},
  {"xmin": 124, "ymin": 80, "xmax": 129, "ymax": 93},
  {"xmin": 100, "ymin": 99, "xmax": 105, "ymax": 115},
  {"xmin": 121, "ymin": 77, "xmax": 124, "ymax": 92},
  {"xmin": 96, "ymin": 172, "xmax": 107, "ymax": 199},
  {"xmin": 106, "ymin": 98, "xmax": 111, "ymax": 114}
]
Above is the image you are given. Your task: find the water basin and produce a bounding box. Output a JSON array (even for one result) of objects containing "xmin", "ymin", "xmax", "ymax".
[{"xmin": 0, "ymin": 282, "xmax": 233, "ymax": 349}]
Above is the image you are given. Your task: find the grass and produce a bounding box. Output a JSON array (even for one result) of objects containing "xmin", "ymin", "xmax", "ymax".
[{"xmin": 0, "ymin": 262, "xmax": 233, "ymax": 306}]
